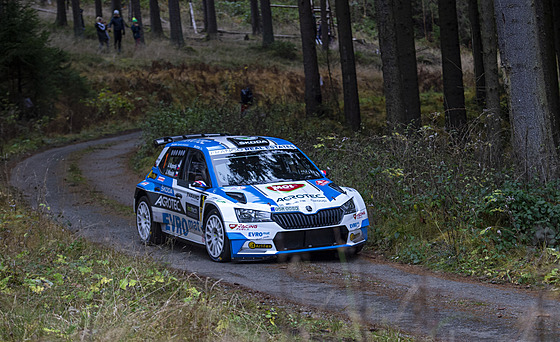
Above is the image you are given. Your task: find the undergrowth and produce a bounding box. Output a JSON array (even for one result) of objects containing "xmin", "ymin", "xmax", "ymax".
[{"xmin": 135, "ymin": 102, "xmax": 560, "ymax": 288}]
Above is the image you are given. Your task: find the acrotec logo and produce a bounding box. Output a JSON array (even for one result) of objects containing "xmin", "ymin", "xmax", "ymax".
[{"xmin": 266, "ymin": 183, "xmax": 305, "ymax": 192}]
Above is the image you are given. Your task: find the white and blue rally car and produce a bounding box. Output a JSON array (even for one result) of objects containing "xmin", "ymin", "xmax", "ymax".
[{"xmin": 134, "ymin": 134, "xmax": 369, "ymax": 262}]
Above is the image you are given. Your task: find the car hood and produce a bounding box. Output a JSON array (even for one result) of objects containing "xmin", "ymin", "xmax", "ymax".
[{"xmin": 221, "ymin": 180, "xmax": 348, "ymax": 213}]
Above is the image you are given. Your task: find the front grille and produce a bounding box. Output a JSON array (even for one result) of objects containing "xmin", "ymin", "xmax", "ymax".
[
  {"xmin": 273, "ymin": 226, "xmax": 349, "ymax": 251},
  {"xmin": 272, "ymin": 208, "xmax": 343, "ymax": 229}
]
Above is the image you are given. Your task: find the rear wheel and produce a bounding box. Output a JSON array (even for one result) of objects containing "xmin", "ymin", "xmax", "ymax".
[
  {"xmin": 136, "ymin": 196, "xmax": 163, "ymax": 244},
  {"xmin": 204, "ymin": 209, "xmax": 231, "ymax": 262}
]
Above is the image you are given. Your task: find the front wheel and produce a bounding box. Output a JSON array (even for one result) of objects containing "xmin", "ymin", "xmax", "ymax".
[
  {"xmin": 204, "ymin": 209, "xmax": 231, "ymax": 262},
  {"xmin": 136, "ymin": 196, "xmax": 163, "ymax": 244}
]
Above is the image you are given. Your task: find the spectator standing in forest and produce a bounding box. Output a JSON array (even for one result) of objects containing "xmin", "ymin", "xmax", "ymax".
[
  {"xmin": 108, "ymin": 10, "xmax": 127, "ymax": 53},
  {"xmin": 130, "ymin": 17, "xmax": 142, "ymax": 49},
  {"xmin": 95, "ymin": 17, "xmax": 109, "ymax": 52}
]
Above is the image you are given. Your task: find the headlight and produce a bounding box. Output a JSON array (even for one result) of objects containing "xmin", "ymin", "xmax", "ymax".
[
  {"xmin": 235, "ymin": 208, "xmax": 272, "ymax": 222},
  {"xmin": 340, "ymin": 198, "xmax": 356, "ymax": 215}
]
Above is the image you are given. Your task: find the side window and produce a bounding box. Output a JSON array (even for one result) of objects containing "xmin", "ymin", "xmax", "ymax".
[
  {"xmin": 158, "ymin": 148, "xmax": 186, "ymax": 178},
  {"xmin": 185, "ymin": 150, "xmax": 211, "ymax": 186}
]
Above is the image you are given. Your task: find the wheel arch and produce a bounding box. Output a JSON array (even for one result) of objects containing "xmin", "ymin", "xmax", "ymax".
[{"xmin": 134, "ymin": 188, "xmax": 149, "ymax": 211}]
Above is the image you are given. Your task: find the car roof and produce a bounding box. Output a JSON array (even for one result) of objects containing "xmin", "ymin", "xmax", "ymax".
[{"xmin": 154, "ymin": 134, "xmax": 297, "ymax": 153}]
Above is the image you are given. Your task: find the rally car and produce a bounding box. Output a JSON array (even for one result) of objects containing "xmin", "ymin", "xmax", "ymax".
[{"xmin": 134, "ymin": 134, "xmax": 369, "ymax": 262}]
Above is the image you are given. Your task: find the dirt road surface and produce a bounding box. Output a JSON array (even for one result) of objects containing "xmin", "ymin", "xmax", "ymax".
[{"xmin": 9, "ymin": 132, "xmax": 560, "ymax": 341}]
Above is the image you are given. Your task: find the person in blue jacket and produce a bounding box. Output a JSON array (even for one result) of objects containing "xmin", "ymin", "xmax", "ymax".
[{"xmin": 108, "ymin": 10, "xmax": 127, "ymax": 53}]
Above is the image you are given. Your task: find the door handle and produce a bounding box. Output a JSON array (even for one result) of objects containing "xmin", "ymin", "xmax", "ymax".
[{"xmin": 175, "ymin": 193, "xmax": 182, "ymax": 199}]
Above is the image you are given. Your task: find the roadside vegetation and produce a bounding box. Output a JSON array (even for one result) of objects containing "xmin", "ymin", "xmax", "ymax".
[
  {"xmin": 1, "ymin": 1, "xmax": 559, "ymax": 339},
  {"xmin": 0, "ymin": 188, "xmax": 411, "ymax": 341}
]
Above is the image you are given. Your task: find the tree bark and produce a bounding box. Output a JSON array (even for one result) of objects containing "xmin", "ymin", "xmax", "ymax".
[
  {"xmin": 478, "ymin": 0, "xmax": 502, "ymax": 166},
  {"xmin": 494, "ymin": 0, "xmax": 560, "ymax": 181},
  {"xmin": 71, "ymin": 0, "xmax": 83, "ymax": 37},
  {"xmin": 168, "ymin": 0, "xmax": 184, "ymax": 46},
  {"xmin": 375, "ymin": 0, "xmax": 420, "ymax": 131},
  {"xmin": 335, "ymin": 0, "xmax": 360, "ymax": 131},
  {"xmin": 468, "ymin": 0, "xmax": 485, "ymax": 106},
  {"xmin": 149, "ymin": 0, "xmax": 163, "ymax": 37},
  {"xmin": 206, "ymin": 0, "xmax": 218, "ymax": 39},
  {"xmin": 260, "ymin": 0, "xmax": 274, "ymax": 47},
  {"xmin": 298, "ymin": 0, "xmax": 322, "ymax": 116},
  {"xmin": 395, "ymin": 0, "xmax": 421, "ymax": 128},
  {"xmin": 55, "ymin": 0, "xmax": 67, "ymax": 26},
  {"xmin": 320, "ymin": 0, "xmax": 329, "ymax": 50},
  {"xmin": 250, "ymin": 0, "xmax": 261, "ymax": 35},
  {"xmin": 438, "ymin": 0, "xmax": 466, "ymax": 132},
  {"xmin": 94, "ymin": 0, "xmax": 102, "ymax": 17}
]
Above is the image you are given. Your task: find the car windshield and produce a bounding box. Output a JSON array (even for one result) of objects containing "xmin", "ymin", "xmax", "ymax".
[{"xmin": 210, "ymin": 148, "xmax": 323, "ymax": 187}]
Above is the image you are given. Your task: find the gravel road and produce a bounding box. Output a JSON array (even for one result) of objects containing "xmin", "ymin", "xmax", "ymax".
[{"xmin": 9, "ymin": 132, "xmax": 560, "ymax": 341}]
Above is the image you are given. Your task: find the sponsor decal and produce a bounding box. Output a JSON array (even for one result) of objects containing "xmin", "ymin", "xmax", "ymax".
[
  {"xmin": 248, "ymin": 231, "xmax": 271, "ymax": 238},
  {"xmin": 140, "ymin": 181, "xmax": 149, "ymax": 186},
  {"xmin": 229, "ymin": 223, "xmax": 258, "ymax": 230},
  {"xmin": 157, "ymin": 176, "xmax": 166, "ymax": 182},
  {"xmin": 225, "ymin": 186, "xmax": 246, "ymax": 191},
  {"xmin": 209, "ymin": 145, "xmax": 295, "ymax": 155},
  {"xmin": 248, "ymin": 241, "xmax": 272, "ymax": 249},
  {"xmin": 305, "ymin": 205, "xmax": 312, "ymax": 212},
  {"xmin": 267, "ymin": 183, "xmax": 305, "ymax": 192},
  {"xmin": 349, "ymin": 222, "xmax": 361, "ymax": 229},
  {"xmin": 162, "ymin": 213, "xmax": 201, "ymax": 235},
  {"xmin": 229, "ymin": 137, "xmax": 269, "ymax": 147},
  {"xmin": 160, "ymin": 186, "xmax": 173, "ymax": 195},
  {"xmin": 271, "ymin": 206, "xmax": 298, "ymax": 212},
  {"xmin": 315, "ymin": 180, "xmax": 329, "ymax": 186},
  {"xmin": 154, "ymin": 195, "xmax": 184, "ymax": 214},
  {"xmin": 276, "ymin": 194, "xmax": 326, "ymax": 202},
  {"xmin": 187, "ymin": 192, "xmax": 200, "ymax": 200},
  {"xmin": 353, "ymin": 210, "xmax": 367, "ymax": 220}
]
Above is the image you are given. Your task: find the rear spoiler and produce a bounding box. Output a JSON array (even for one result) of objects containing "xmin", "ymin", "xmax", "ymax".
[{"xmin": 153, "ymin": 133, "xmax": 227, "ymax": 147}]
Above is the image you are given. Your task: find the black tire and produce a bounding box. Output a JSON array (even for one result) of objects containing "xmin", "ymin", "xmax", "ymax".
[
  {"xmin": 136, "ymin": 196, "xmax": 163, "ymax": 244},
  {"xmin": 204, "ymin": 209, "xmax": 231, "ymax": 262}
]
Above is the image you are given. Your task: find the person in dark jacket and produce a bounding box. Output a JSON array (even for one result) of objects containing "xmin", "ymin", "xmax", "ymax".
[
  {"xmin": 108, "ymin": 10, "xmax": 127, "ymax": 53},
  {"xmin": 130, "ymin": 17, "xmax": 142, "ymax": 49},
  {"xmin": 95, "ymin": 17, "xmax": 109, "ymax": 52}
]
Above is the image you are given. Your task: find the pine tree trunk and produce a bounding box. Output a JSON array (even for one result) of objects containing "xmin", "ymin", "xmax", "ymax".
[
  {"xmin": 495, "ymin": 0, "xmax": 560, "ymax": 181},
  {"xmin": 206, "ymin": 0, "xmax": 218, "ymax": 39},
  {"xmin": 298, "ymin": 0, "xmax": 322, "ymax": 116},
  {"xmin": 250, "ymin": 0, "xmax": 260, "ymax": 35},
  {"xmin": 168, "ymin": 0, "xmax": 184, "ymax": 46},
  {"xmin": 468, "ymin": 0, "xmax": 485, "ymax": 106},
  {"xmin": 260, "ymin": 0, "xmax": 274, "ymax": 47},
  {"xmin": 375, "ymin": 0, "xmax": 420, "ymax": 131},
  {"xmin": 438, "ymin": 0, "xmax": 466, "ymax": 132},
  {"xmin": 395, "ymin": 0, "xmax": 421, "ymax": 128},
  {"xmin": 71, "ymin": 0, "xmax": 82, "ymax": 37},
  {"xmin": 320, "ymin": 0, "xmax": 329, "ymax": 50},
  {"xmin": 94, "ymin": 0, "xmax": 102, "ymax": 17},
  {"xmin": 335, "ymin": 0, "xmax": 360, "ymax": 131},
  {"xmin": 55, "ymin": 0, "xmax": 67, "ymax": 26},
  {"xmin": 478, "ymin": 0, "xmax": 502, "ymax": 166},
  {"xmin": 149, "ymin": 0, "xmax": 163, "ymax": 36}
]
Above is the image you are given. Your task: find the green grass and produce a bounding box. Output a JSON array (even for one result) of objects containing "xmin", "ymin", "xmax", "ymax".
[{"xmin": 0, "ymin": 187, "xmax": 412, "ymax": 341}]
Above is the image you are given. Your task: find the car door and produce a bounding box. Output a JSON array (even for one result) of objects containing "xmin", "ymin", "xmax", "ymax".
[
  {"xmin": 150, "ymin": 147, "xmax": 190, "ymax": 238},
  {"xmin": 173, "ymin": 148, "xmax": 210, "ymax": 244}
]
